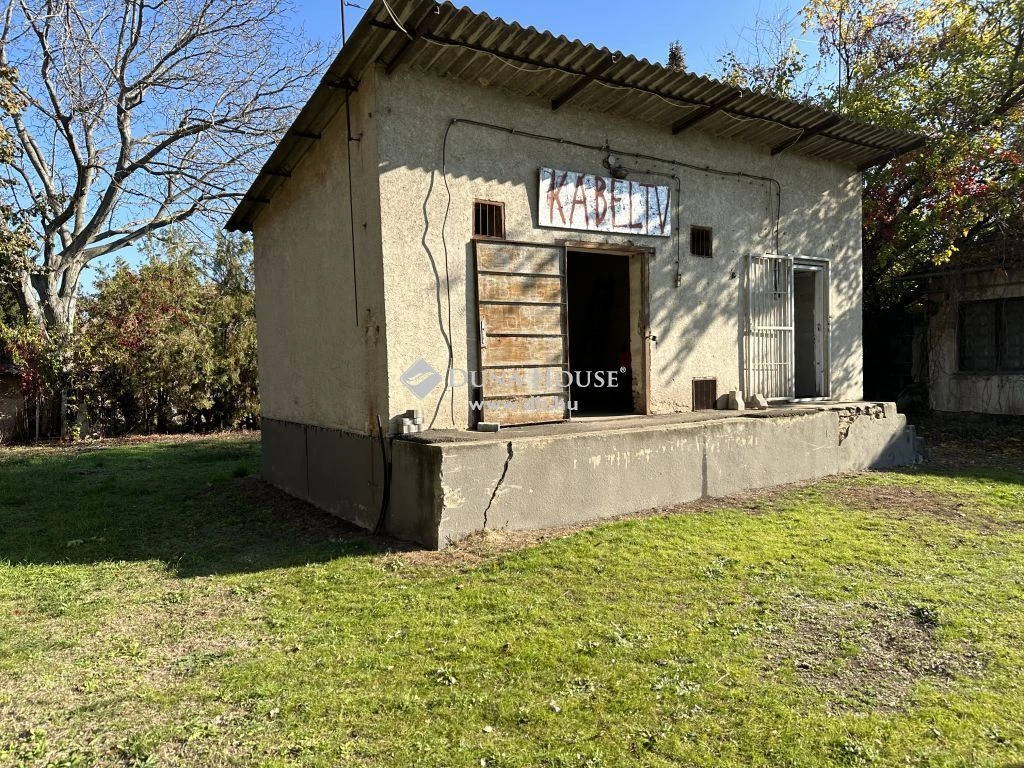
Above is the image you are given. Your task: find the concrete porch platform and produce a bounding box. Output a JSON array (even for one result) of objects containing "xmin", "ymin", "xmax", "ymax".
[{"xmin": 386, "ymin": 402, "xmax": 923, "ymax": 549}]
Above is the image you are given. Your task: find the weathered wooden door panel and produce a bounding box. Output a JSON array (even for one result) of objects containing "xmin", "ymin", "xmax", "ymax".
[
  {"xmin": 475, "ymin": 241, "xmax": 570, "ymax": 425},
  {"xmin": 482, "ymin": 336, "xmax": 564, "ymax": 368},
  {"xmin": 478, "ymin": 304, "xmax": 563, "ymax": 335},
  {"xmin": 476, "ymin": 246, "xmax": 562, "ymax": 275},
  {"xmin": 481, "ymin": 395, "xmax": 569, "ymax": 426},
  {"xmin": 477, "ymin": 274, "xmax": 563, "ymax": 304},
  {"xmin": 481, "ymin": 366, "xmax": 566, "ymax": 397}
]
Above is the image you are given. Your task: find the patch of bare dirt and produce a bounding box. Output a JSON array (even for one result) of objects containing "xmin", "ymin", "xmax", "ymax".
[
  {"xmin": 400, "ymin": 528, "xmax": 570, "ymax": 568},
  {"xmin": 764, "ymin": 598, "xmax": 986, "ymax": 713},
  {"xmin": 832, "ymin": 483, "xmax": 1022, "ymax": 533},
  {"xmin": 918, "ymin": 413, "xmax": 1024, "ymax": 474},
  {"xmin": 833, "ymin": 484, "xmax": 970, "ymax": 521}
]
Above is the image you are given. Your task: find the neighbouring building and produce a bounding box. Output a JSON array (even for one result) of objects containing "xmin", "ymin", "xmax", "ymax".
[
  {"xmin": 227, "ymin": 0, "xmax": 925, "ymax": 548},
  {"xmin": 925, "ymin": 248, "xmax": 1024, "ymax": 414},
  {"xmin": 0, "ymin": 364, "xmax": 25, "ymax": 443}
]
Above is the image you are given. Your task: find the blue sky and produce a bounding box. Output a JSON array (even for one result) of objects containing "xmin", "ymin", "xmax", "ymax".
[
  {"xmin": 85, "ymin": 0, "xmax": 811, "ymax": 288},
  {"xmin": 304, "ymin": 0, "xmax": 805, "ymax": 77}
]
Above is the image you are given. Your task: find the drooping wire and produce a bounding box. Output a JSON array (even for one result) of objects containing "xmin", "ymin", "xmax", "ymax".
[
  {"xmin": 422, "ymin": 119, "xmax": 783, "ymax": 431},
  {"xmin": 440, "ymin": 121, "xmax": 456, "ymax": 425},
  {"xmin": 380, "ymin": 0, "xmax": 413, "ymax": 39},
  {"xmin": 420, "ymin": 120, "xmax": 457, "ymax": 430},
  {"xmin": 445, "ymin": 118, "xmax": 783, "ymax": 254}
]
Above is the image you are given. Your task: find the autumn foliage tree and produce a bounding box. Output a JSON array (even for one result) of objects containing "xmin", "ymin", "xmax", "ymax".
[
  {"xmin": 718, "ymin": 0, "xmax": 1024, "ymax": 313},
  {"xmin": 78, "ymin": 232, "xmax": 257, "ymax": 434},
  {"xmin": 714, "ymin": 0, "xmax": 1023, "ymax": 400}
]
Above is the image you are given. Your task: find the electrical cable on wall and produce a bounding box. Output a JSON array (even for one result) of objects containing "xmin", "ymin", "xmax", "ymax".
[
  {"xmin": 423, "ymin": 117, "xmax": 785, "ymax": 430},
  {"xmin": 439, "ymin": 120, "xmax": 456, "ymax": 426},
  {"xmin": 345, "ymin": 91, "xmax": 360, "ymax": 326},
  {"xmin": 419, "ymin": 121, "xmax": 457, "ymax": 430},
  {"xmin": 445, "ymin": 118, "xmax": 783, "ymax": 252}
]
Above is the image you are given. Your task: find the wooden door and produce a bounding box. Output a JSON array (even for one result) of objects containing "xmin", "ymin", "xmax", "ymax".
[{"xmin": 474, "ymin": 241, "xmax": 570, "ymax": 425}]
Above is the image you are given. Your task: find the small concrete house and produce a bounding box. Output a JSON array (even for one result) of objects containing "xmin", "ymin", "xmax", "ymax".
[
  {"xmin": 228, "ymin": 0, "xmax": 924, "ymax": 548},
  {"xmin": 926, "ymin": 258, "xmax": 1024, "ymax": 415}
]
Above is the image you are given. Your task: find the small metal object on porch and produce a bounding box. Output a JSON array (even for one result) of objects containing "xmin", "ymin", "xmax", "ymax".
[{"xmin": 401, "ymin": 409, "xmax": 425, "ymax": 434}]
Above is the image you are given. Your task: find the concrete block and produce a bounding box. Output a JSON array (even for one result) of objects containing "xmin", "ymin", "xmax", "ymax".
[
  {"xmin": 420, "ymin": 424, "xmax": 707, "ymax": 546},
  {"xmin": 265, "ymin": 406, "xmax": 923, "ymax": 551},
  {"xmin": 727, "ymin": 390, "xmax": 746, "ymax": 410},
  {"xmin": 746, "ymin": 393, "xmax": 769, "ymax": 410},
  {"xmin": 477, "ymin": 422, "xmax": 501, "ymax": 432},
  {"xmin": 837, "ymin": 409, "xmax": 920, "ymax": 472},
  {"xmin": 388, "ymin": 440, "xmax": 444, "ymax": 549},
  {"xmin": 260, "ymin": 418, "xmax": 308, "ymax": 499},
  {"xmin": 306, "ymin": 425, "xmax": 380, "ymax": 529}
]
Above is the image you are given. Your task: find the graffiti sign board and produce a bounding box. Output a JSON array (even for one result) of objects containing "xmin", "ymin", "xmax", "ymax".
[{"xmin": 538, "ymin": 167, "xmax": 672, "ymax": 237}]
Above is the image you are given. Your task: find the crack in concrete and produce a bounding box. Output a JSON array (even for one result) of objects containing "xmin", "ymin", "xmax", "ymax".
[{"xmin": 482, "ymin": 441, "xmax": 513, "ymax": 529}]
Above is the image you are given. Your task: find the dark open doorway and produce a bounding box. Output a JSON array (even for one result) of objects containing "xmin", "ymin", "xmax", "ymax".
[
  {"xmin": 566, "ymin": 250, "xmax": 634, "ymax": 415},
  {"xmin": 794, "ymin": 268, "xmax": 821, "ymax": 398}
]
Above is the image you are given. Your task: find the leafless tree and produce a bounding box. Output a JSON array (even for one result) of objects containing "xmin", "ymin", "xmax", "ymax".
[
  {"xmin": 0, "ymin": 0, "xmax": 325, "ymax": 331},
  {"xmin": 717, "ymin": 6, "xmax": 822, "ymax": 100}
]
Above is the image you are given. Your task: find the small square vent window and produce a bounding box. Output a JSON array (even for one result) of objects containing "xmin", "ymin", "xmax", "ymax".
[
  {"xmin": 473, "ymin": 200, "xmax": 505, "ymax": 240},
  {"xmin": 691, "ymin": 226, "xmax": 713, "ymax": 258},
  {"xmin": 693, "ymin": 377, "xmax": 717, "ymax": 411}
]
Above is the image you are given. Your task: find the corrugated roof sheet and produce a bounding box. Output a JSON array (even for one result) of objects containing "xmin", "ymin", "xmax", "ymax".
[{"xmin": 227, "ymin": 0, "xmax": 926, "ymax": 232}]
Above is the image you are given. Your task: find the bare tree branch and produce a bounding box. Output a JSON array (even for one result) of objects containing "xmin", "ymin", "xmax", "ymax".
[{"xmin": 1, "ymin": 0, "xmax": 326, "ymax": 329}]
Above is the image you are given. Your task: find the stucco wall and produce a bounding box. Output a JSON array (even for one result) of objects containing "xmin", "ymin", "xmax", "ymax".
[
  {"xmin": 251, "ymin": 74, "xmax": 389, "ymax": 435},
  {"xmin": 374, "ymin": 66, "xmax": 864, "ymax": 430},
  {"xmin": 928, "ymin": 268, "xmax": 1024, "ymax": 415},
  {"xmin": 0, "ymin": 376, "xmax": 24, "ymax": 443}
]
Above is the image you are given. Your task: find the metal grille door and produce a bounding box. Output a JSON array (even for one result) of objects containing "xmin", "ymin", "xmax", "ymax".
[
  {"xmin": 474, "ymin": 241, "xmax": 570, "ymax": 425},
  {"xmin": 746, "ymin": 254, "xmax": 795, "ymax": 400}
]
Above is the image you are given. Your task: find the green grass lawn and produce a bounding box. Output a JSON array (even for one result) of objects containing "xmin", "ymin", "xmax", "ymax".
[{"xmin": 1, "ymin": 430, "xmax": 1023, "ymax": 767}]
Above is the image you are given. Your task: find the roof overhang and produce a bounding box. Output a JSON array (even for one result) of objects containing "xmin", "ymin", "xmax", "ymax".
[{"xmin": 227, "ymin": 0, "xmax": 927, "ymax": 232}]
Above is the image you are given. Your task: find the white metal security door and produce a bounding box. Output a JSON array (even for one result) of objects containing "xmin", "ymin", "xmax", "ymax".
[{"xmin": 746, "ymin": 254, "xmax": 795, "ymax": 400}]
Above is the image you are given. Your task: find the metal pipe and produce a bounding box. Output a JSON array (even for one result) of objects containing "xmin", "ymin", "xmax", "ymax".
[{"xmin": 346, "ymin": 91, "xmax": 360, "ymax": 325}]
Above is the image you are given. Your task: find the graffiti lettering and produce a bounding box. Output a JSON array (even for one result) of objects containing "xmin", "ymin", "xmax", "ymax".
[{"xmin": 538, "ymin": 167, "xmax": 671, "ymax": 237}]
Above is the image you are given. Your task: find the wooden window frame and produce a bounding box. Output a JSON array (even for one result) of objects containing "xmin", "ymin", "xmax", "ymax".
[
  {"xmin": 472, "ymin": 199, "xmax": 506, "ymax": 241},
  {"xmin": 958, "ymin": 297, "xmax": 1024, "ymax": 374}
]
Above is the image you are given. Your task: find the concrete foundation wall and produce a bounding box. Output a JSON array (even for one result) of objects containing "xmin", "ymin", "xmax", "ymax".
[
  {"xmin": 251, "ymin": 73, "xmax": 389, "ymax": 435},
  {"xmin": 928, "ymin": 268, "xmax": 1024, "ymax": 415},
  {"xmin": 374, "ymin": 66, "xmax": 865, "ymax": 429},
  {"xmin": 387, "ymin": 403, "xmax": 919, "ymax": 549},
  {"xmin": 261, "ymin": 417, "xmax": 385, "ymax": 530}
]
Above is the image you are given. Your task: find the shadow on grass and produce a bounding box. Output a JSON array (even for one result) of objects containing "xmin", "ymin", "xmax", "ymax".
[
  {"xmin": 904, "ymin": 412, "xmax": 1024, "ymax": 485},
  {"xmin": 0, "ymin": 437, "xmax": 399, "ymax": 577},
  {"xmin": 1, "ymin": 422, "xmax": 1018, "ymax": 578}
]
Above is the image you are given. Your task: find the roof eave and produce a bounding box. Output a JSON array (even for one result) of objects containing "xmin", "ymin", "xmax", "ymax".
[{"xmin": 227, "ymin": 0, "xmax": 927, "ymax": 232}]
